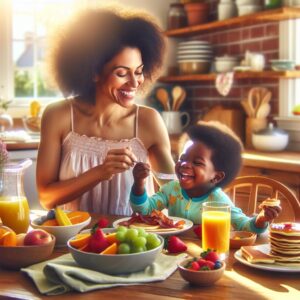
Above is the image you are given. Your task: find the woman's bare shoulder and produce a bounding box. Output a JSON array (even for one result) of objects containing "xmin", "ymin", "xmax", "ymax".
[
  {"xmin": 41, "ymin": 99, "xmax": 71, "ymax": 132},
  {"xmin": 138, "ymin": 105, "xmax": 161, "ymax": 123}
]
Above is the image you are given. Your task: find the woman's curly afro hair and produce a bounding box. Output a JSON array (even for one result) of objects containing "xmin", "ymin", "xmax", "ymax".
[
  {"xmin": 47, "ymin": 6, "xmax": 165, "ymax": 104},
  {"xmin": 186, "ymin": 121, "xmax": 244, "ymax": 188}
]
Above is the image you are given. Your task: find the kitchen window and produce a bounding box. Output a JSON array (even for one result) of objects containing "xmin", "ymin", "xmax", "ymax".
[{"xmin": 0, "ymin": 0, "xmax": 89, "ymax": 108}]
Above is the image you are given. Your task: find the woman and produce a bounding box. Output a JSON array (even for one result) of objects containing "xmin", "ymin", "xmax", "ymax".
[{"xmin": 37, "ymin": 6, "xmax": 175, "ymax": 215}]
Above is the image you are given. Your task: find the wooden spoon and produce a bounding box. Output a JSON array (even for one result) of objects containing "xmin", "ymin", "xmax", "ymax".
[
  {"xmin": 156, "ymin": 88, "xmax": 170, "ymax": 111},
  {"xmin": 256, "ymin": 103, "xmax": 271, "ymax": 119},
  {"xmin": 172, "ymin": 86, "xmax": 184, "ymax": 111},
  {"xmin": 174, "ymin": 89, "xmax": 186, "ymax": 111}
]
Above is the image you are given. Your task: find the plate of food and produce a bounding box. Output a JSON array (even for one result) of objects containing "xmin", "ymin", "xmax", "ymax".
[
  {"xmin": 112, "ymin": 210, "xmax": 193, "ymax": 236},
  {"xmin": 234, "ymin": 244, "xmax": 300, "ymax": 273}
]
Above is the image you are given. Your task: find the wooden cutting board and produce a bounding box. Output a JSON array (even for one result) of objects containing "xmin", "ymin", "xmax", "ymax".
[{"xmin": 202, "ymin": 105, "xmax": 245, "ymax": 143}]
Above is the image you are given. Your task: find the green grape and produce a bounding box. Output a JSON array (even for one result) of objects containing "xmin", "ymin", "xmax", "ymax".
[
  {"xmin": 137, "ymin": 228, "xmax": 147, "ymax": 237},
  {"xmin": 131, "ymin": 246, "xmax": 144, "ymax": 253},
  {"xmin": 146, "ymin": 233, "xmax": 161, "ymax": 250},
  {"xmin": 125, "ymin": 228, "xmax": 138, "ymax": 242},
  {"xmin": 116, "ymin": 231, "xmax": 126, "ymax": 242},
  {"xmin": 132, "ymin": 236, "xmax": 147, "ymax": 248},
  {"xmin": 118, "ymin": 243, "xmax": 131, "ymax": 254},
  {"xmin": 117, "ymin": 226, "xmax": 128, "ymax": 233}
]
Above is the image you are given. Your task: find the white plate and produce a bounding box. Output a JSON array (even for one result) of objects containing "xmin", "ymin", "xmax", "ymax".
[
  {"xmin": 112, "ymin": 216, "xmax": 193, "ymax": 237},
  {"xmin": 234, "ymin": 244, "xmax": 300, "ymax": 273}
]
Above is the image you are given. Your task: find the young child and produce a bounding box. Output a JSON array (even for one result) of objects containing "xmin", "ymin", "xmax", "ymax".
[{"xmin": 130, "ymin": 121, "xmax": 281, "ymax": 233}]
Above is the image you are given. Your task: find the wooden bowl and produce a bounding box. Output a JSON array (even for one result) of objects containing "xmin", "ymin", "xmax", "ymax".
[
  {"xmin": 0, "ymin": 235, "xmax": 55, "ymax": 270},
  {"xmin": 230, "ymin": 231, "xmax": 256, "ymax": 249},
  {"xmin": 178, "ymin": 258, "xmax": 225, "ymax": 286}
]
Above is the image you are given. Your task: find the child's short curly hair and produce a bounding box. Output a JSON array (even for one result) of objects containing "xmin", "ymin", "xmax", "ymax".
[
  {"xmin": 47, "ymin": 5, "xmax": 165, "ymax": 103},
  {"xmin": 186, "ymin": 121, "xmax": 243, "ymax": 188}
]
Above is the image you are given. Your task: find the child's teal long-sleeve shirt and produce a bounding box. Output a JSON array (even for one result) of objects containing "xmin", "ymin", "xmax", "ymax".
[{"xmin": 130, "ymin": 181, "xmax": 267, "ymax": 234}]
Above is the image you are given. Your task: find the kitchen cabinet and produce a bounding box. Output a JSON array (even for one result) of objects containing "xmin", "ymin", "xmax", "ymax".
[{"xmin": 160, "ymin": 7, "xmax": 300, "ymax": 83}]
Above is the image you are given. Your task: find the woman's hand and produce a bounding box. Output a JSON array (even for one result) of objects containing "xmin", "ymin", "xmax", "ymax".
[
  {"xmin": 99, "ymin": 147, "xmax": 137, "ymax": 181},
  {"xmin": 255, "ymin": 205, "xmax": 282, "ymax": 228},
  {"xmin": 132, "ymin": 162, "xmax": 150, "ymax": 195}
]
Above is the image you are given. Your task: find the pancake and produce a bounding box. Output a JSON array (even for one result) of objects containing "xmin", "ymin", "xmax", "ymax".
[
  {"xmin": 259, "ymin": 198, "xmax": 280, "ymax": 209},
  {"xmin": 129, "ymin": 223, "xmax": 160, "ymax": 230},
  {"xmin": 241, "ymin": 246, "xmax": 275, "ymax": 264},
  {"xmin": 269, "ymin": 222, "xmax": 300, "ymax": 262}
]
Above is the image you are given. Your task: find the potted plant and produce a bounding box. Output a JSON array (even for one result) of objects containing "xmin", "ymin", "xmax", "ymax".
[{"xmin": 0, "ymin": 97, "xmax": 13, "ymax": 132}]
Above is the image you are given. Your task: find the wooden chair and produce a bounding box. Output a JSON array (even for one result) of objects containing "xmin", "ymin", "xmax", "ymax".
[{"xmin": 224, "ymin": 175, "xmax": 300, "ymax": 222}]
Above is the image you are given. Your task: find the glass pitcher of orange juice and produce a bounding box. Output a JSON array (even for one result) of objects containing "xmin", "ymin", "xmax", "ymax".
[
  {"xmin": 0, "ymin": 159, "xmax": 32, "ymax": 234},
  {"xmin": 202, "ymin": 201, "xmax": 231, "ymax": 260}
]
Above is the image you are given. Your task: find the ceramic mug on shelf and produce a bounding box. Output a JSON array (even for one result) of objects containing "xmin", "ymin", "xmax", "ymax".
[{"xmin": 161, "ymin": 111, "xmax": 190, "ymax": 134}]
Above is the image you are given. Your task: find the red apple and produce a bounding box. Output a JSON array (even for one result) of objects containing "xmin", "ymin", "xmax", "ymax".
[{"xmin": 24, "ymin": 229, "xmax": 52, "ymax": 246}]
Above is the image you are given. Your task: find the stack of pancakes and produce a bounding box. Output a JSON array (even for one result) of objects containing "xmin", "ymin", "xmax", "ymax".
[{"xmin": 269, "ymin": 222, "xmax": 300, "ymax": 266}]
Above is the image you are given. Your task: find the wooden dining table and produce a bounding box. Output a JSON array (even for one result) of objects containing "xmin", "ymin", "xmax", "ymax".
[{"xmin": 0, "ymin": 214, "xmax": 299, "ymax": 300}]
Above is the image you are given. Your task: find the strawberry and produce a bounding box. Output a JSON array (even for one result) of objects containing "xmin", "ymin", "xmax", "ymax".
[
  {"xmin": 193, "ymin": 225, "xmax": 202, "ymax": 239},
  {"xmin": 190, "ymin": 261, "xmax": 200, "ymax": 271},
  {"xmin": 205, "ymin": 260, "xmax": 215, "ymax": 270},
  {"xmin": 201, "ymin": 249, "xmax": 219, "ymax": 263},
  {"xmin": 97, "ymin": 218, "xmax": 109, "ymax": 228},
  {"xmin": 88, "ymin": 228, "xmax": 110, "ymax": 253},
  {"xmin": 196, "ymin": 258, "xmax": 208, "ymax": 268},
  {"xmin": 166, "ymin": 236, "xmax": 187, "ymax": 253}
]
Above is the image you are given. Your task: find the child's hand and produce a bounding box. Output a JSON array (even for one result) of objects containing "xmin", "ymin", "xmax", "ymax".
[
  {"xmin": 255, "ymin": 205, "xmax": 282, "ymax": 228},
  {"xmin": 133, "ymin": 162, "xmax": 150, "ymax": 183}
]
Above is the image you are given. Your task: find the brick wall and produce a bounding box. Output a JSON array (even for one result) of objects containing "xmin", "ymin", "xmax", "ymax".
[{"xmin": 178, "ymin": 1, "xmax": 280, "ymax": 129}]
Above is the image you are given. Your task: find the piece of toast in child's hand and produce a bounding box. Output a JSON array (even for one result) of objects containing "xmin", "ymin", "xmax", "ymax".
[{"xmin": 258, "ymin": 198, "xmax": 281, "ymax": 210}]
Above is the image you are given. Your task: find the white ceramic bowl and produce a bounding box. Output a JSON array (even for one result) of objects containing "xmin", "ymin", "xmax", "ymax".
[
  {"xmin": 67, "ymin": 232, "xmax": 164, "ymax": 275},
  {"xmin": 31, "ymin": 215, "xmax": 91, "ymax": 247},
  {"xmin": 215, "ymin": 60, "xmax": 239, "ymax": 73}
]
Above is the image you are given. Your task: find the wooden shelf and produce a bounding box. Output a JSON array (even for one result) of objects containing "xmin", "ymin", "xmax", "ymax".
[
  {"xmin": 165, "ymin": 7, "xmax": 300, "ymax": 37},
  {"xmin": 159, "ymin": 70, "xmax": 300, "ymax": 83}
]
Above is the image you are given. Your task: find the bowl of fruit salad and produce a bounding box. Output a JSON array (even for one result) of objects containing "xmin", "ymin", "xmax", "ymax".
[
  {"xmin": 67, "ymin": 225, "xmax": 164, "ymax": 275},
  {"xmin": 177, "ymin": 249, "xmax": 225, "ymax": 286},
  {"xmin": 31, "ymin": 208, "xmax": 91, "ymax": 247}
]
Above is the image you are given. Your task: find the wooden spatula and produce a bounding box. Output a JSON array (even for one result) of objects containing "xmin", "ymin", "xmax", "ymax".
[{"xmin": 156, "ymin": 88, "xmax": 170, "ymax": 111}]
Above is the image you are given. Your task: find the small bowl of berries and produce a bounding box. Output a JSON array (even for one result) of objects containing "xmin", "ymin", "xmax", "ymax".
[{"xmin": 177, "ymin": 249, "xmax": 225, "ymax": 286}]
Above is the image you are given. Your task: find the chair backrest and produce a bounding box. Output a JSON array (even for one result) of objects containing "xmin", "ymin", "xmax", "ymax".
[{"xmin": 224, "ymin": 176, "xmax": 300, "ymax": 222}]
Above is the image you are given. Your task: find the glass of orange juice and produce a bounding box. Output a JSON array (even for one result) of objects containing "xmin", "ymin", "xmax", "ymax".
[
  {"xmin": 0, "ymin": 159, "xmax": 32, "ymax": 234},
  {"xmin": 202, "ymin": 201, "xmax": 231, "ymax": 260}
]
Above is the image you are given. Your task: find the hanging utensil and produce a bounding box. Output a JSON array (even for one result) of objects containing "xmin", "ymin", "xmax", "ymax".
[
  {"xmin": 174, "ymin": 89, "xmax": 186, "ymax": 111},
  {"xmin": 171, "ymin": 86, "xmax": 184, "ymax": 111}
]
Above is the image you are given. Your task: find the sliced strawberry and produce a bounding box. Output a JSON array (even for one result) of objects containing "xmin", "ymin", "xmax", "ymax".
[{"xmin": 166, "ymin": 236, "xmax": 187, "ymax": 253}]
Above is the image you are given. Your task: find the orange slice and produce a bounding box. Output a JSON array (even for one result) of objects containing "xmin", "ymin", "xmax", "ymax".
[
  {"xmin": 67, "ymin": 211, "xmax": 90, "ymax": 224},
  {"xmin": 42, "ymin": 219, "xmax": 59, "ymax": 226},
  {"xmin": 100, "ymin": 242, "xmax": 117, "ymax": 255},
  {"xmin": 69, "ymin": 233, "xmax": 91, "ymax": 249},
  {"xmin": 105, "ymin": 232, "xmax": 118, "ymax": 244},
  {"xmin": 0, "ymin": 231, "xmax": 17, "ymax": 246}
]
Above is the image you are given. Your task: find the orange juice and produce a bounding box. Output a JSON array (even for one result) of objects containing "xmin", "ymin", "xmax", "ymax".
[
  {"xmin": 202, "ymin": 211, "xmax": 231, "ymax": 255},
  {"xmin": 0, "ymin": 196, "xmax": 30, "ymax": 234}
]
